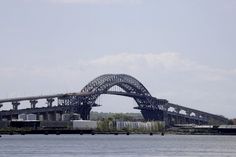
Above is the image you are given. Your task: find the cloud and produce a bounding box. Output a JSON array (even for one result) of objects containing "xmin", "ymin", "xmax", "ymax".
[
  {"xmin": 1, "ymin": 52, "xmax": 235, "ymax": 83},
  {"xmin": 80, "ymin": 52, "xmax": 236, "ymax": 81},
  {"xmin": 84, "ymin": 52, "xmax": 190, "ymax": 71}
]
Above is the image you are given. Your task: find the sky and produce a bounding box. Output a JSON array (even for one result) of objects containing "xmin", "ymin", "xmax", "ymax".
[{"xmin": 0, "ymin": 0, "xmax": 236, "ymax": 118}]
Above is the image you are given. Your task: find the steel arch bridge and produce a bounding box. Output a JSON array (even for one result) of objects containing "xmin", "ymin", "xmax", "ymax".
[
  {"xmin": 79, "ymin": 74, "xmax": 154, "ymax": 110},
  {"xmin": 66, "ymin": 74, "xmax": 164, "ymax": 120},
  {"xmin": 0, "ymin": 74, "xmax": 228, "ymax": 126}
]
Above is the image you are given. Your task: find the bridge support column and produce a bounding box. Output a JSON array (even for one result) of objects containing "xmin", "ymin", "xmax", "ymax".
[
  {"xmin": 163, "ymin": 106, "xmax": 169, "ymax": 111},
  {"xmin": 80, "ymin": 105, "xmax": 92, "ymax": 120},
  {"xmin": 50, "ymin": 112, "xmax": 57, "ymax": 121},
  {"xmin": 174, "ymin": 108, "xmax": 180, "ymax": 114},
  {"xmin": 44, "ymin": 112, "xmax": 49, "ymax": 121},
  {"xmin": 30, "ymin": 100, "xmax": 38, "ymax": 109},
  {"xmin": 12, "ymin": 102, "xmax": 20, "ymax": 110},
  {"xmin": 176, "ymin": 116, "xmax": 181, "ymax": 124},
  {"xmin": 0, "ymin": 104, "xmax": 2, "ymax": 121},
  {"xmin": 40, "ymin": 113, "xmax": 46, "ymax": 121},
  {"xmin": 195, "ymin": 113, "xmax": 201, "ymax": 118},
  {"xmin": 47, "ymin": 112, "xmax": 53, "ymax": 121},
  {"xmin": 47, "ymin": 98, "xmax": 54, "ymax": 107},
  {"xmin": 140, "ymin": 109, "xmax": 165, "ymax": 121},
  {"xmin": 186, "ymin": 111, "xmax": 192, "ymax": 116},
  {"xmin": 55, "ymin": 112, "xmax": 61, "ymax": 121}
]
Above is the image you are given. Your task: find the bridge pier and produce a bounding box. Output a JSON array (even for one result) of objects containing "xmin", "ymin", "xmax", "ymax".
[
  {"xmin": 0, "ymin": 104, "xmax": 2, "ymax": 121},
  {"xmin": 47, "ymin": 98, "xmax": 54, "ymax": 107},
  {"xmin": 55, "ymin": 112, "xmax": 62, "ymax": 121},
  {"xmin": 174, "ymin": 108, "xmax": 181, "ymax": 114},
  {"xmin": 48, "ymin": 112, "xmax": 56, "ymax": 121},
  {"xmin": 42, "ymin": 112, "xmax": 49, "ymax": 121},
  {"xmin": 163, "ymin": 106, "xmax": 169, "ymax": 111},
  {"xmin": 30, "ymin": 100, "xmax": 38, "ymax": 109},
  {"xmin": 141, "ymin": 109, "xmax": 165, "ymax": 121},
  {"xmin": 195, "ymin": 113, "xmax": 201, "ymax": 119},
  {"xmin": 12, "ymin": 102, "xmax": 20, "ymax": 110},
  {"xmin": 186, "ymin": 110, "xmax": 192, "ymax": 116},
  {"xmin": 80, "ymin": 105, "xmax": 92, "ymax": 120}
]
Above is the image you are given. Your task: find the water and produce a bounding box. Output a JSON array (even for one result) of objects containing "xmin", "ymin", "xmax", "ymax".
[{"xmin": 1, "ymin": 134, "xmax": 236, "ymax": 157}]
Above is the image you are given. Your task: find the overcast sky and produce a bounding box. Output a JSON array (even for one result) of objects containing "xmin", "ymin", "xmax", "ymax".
[{"xmin": 0, "ymin": 0, "xmax": 236, "ymax": 118}]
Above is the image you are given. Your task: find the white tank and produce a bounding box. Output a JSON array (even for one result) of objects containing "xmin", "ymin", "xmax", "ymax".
[
  {"xmin": 18, "ymin": 114, "xmax": 27, "ymax": 121},
  {"xmin": 72, "ymin": 120, "xmax": 97, "ymax": 130},
  {"xmin": 26, "ymin": 114, "xmax": 37, "ymax": 121}
]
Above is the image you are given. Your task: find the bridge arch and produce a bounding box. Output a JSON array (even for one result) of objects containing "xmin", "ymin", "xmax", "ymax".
[
  {"xmin": 80, "ymin": 74, "xmax": 153, "ymax": 109},
  {"xmin": 81, "ymin": 74, "xmax": 150, "ymax": 95}
]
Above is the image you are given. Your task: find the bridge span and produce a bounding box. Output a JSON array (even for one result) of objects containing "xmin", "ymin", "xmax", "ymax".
[{"xmin": 0, "ymin": 74, "xmax": 228, "ymax": 126}]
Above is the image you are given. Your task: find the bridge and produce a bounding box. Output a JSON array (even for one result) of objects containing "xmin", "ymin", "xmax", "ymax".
[{"xmin": 0, "ymin": 74, "xmax": 228, "ymax": 126}]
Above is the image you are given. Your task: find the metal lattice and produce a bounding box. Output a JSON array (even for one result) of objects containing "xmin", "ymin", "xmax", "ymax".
[{"xmin": 76, "ymin": 74, "xmax": 154, "ymax": 108}]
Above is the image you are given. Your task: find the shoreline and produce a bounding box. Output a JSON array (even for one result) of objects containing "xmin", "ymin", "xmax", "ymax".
[{"xmin": 1, "ymin": 129, "xmax": 236, "ymax": 136}]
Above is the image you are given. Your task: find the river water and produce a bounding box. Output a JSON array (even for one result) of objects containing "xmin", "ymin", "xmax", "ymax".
[{"xmin": 1, "ymin": 134, "xmax": 236, "ymax": 157}]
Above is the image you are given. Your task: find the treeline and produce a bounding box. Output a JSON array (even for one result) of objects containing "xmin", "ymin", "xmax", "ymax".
[
  {"xmin": 96, "ymin": 120, "xmax": 165, "ymax": 133},
  {"xmin": 90, "ymin": 112, "xmax": 164, "ymax": 133}
]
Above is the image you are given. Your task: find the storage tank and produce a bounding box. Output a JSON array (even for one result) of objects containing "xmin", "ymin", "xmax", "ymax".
[
  {"xmin": 72, "ymin": 120, "xmax": 97, "ymax": 130},
  {"xmin": 18, "ymin": 114, "xmax": 27, "ymax": 121},
  {"xmin": 26, "ymin": 114, "xmax": 37, "ymax": 121}
]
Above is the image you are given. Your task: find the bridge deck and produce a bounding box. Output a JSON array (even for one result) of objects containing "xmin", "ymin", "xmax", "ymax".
[{"xmin": 0, "ymin": 91, "xmax": 228, "ymax": 125}]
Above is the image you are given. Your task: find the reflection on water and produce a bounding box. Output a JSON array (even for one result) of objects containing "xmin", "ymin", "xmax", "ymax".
[{"xmin": 1, "ymin": 134, "xmax": 236, "ymax": 157}]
